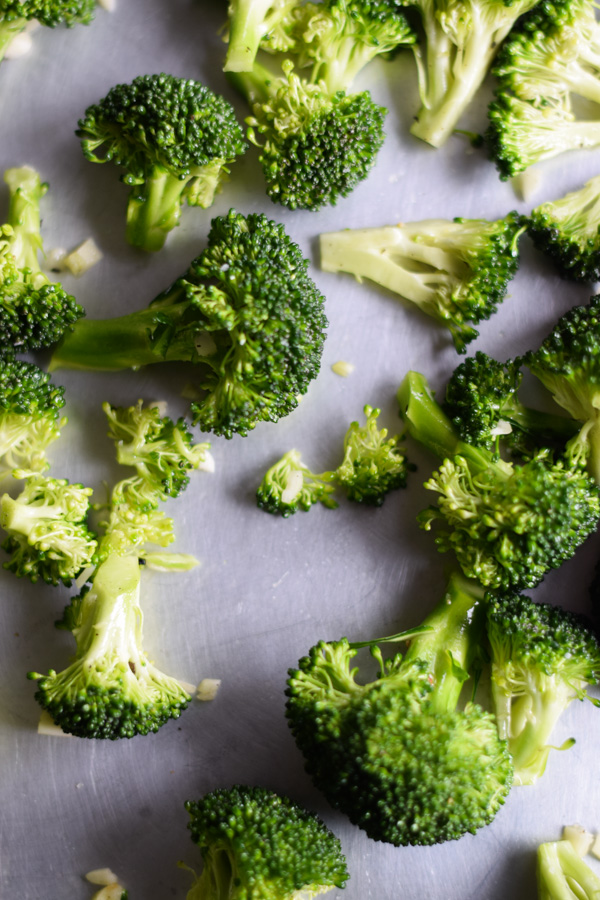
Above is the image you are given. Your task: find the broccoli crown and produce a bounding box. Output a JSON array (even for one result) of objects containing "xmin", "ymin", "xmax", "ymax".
[
  {"xmin": 537, "ymin": 840, "xmax": 600, "ymax": 899},
  {"xmin": 0, "ymin": 474, "xmax": 96, "ymax": 585},
  {"xmin": 0, "ymin": 0, "xmax": 95, "ymax": 26},
  {"xmin": 185, "ymin": 785, "xmax": 349, "ymax": 899},
  {"xmin": 0, "ymin": 354, "xmax": 65, "ymax": 420},
  {"xmin": 320, "ymin": 214, "xmax": 524, "ymax": 354},
  {"xmin": 256, "ymin": 449, "xmax": 338, "ymax": 516},
  {"xmin": 51, "ymin": 210, "xmax": 328, "ymax": 439}
]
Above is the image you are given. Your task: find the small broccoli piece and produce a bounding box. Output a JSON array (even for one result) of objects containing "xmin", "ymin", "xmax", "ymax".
[
  {"xmin": 286, "ymin": 572, "xmax": 513, "ymax": 846},
  {"xmin": 320, "ymin": 214, "xmax": 525, "ymax": 353},
  {"xmin": 229, "ymin": 60, "xmax": 386, "ymax": 210},
  {"xmin": 257, "ymin": 449, "xmax": 338, "ymax": 516},
  {"xmin": 0, "ymin": 473, "xmax": 97, "ymax": 585},
  {"xmin": 444, "ymin": 351, "xmax": 578, "ymax": 456},
  {"xmin": 184, "ymin": 785, "xmax": 349, "ymax": 899},
  {"xmin": 537, "ymin": 839, "xmax": 600, "ymax": 900},
  {"xmin": 0, "ymin": 355, "xmax": 66, "ymax": 478},
  {"xmin": 76, "ymin": 74, "xmax": 247, "ymax": 252},
  {"xmin": 224, "ymin": 0, "xmax": 304, "ymax": 72},
  {"xmin": 398, "ymin": 370, "xmax": 600, "ymax": 591},
  {"xmin": 50, "ymin": 210, "xmax": 328, "ymax": 439},
  {"xmin": 486, "ymin": 592, "xmax": 600, "ymax": 785},
  {"xmin": 0, "ymin": 166, "xmax": 84, "ymax": 350},
  {"xmin": 0, "ymin": 0, "xmax": 95, "ymax": 64},
  {"xmin": 527, "ymin": 175, "xmax": 600, "ymax": 282}
]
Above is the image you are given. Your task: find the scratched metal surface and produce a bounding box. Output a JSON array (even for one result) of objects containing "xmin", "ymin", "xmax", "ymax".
[{"xmin": 0, "ymin": 1, "xmax": 600, "ymax": 898}]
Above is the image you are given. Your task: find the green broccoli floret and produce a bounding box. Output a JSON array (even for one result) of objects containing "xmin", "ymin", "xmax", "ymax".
[
  {"xmin": 223, "ymin": 0, "xmax": 304, "ymax": 72},
  {"xmin": 0, "ymin": 355, "xmax": 66, "ymax": 478},
  {"xmin": 398, "ymin": 370, "xmax": 600, "ymax": 591},
  {"xmin": 257, "ymin": 449, "xmax": 338, "ymax": 516},
  {"xmin": 0, "ymin": 0, "xmax": 95, "ymax": 64},
  {"xmin": 527, "ymin": 175, "xmax": 600, "ymax": 282},
  {"xmin": 229, "ymin": 60, "xmax": 386, "ymax": 210},
  {"xmin": 0, "ymin": 473, "xmax": 96, "ymax": 585},
  {"xmin": 487, "ymin": 0, "xmax": 600, "ymax": 179},
  {"xmin": 444, "ymin": 351, "xmax": 578, "ymax": 456},
  {"xmin": 286, "ymin": 572, "xmax": 513, "ymax": 846},
  {"xmin": 0, "ymin": 166, "xmax": 84, "ymax": 350},
  {"xmin": 76, "ymin": 74, "xmax": 247, "ymax": 252},
  {"xmin": 537, "ymin": 839, "xmax": 600, "ymax": 899},
  {"xmin": 184, "ymin": 785, "xmax": 349, "ymax": 899},
  {"xmin": 320, "ymin": 214, "xmax": 525, "ymax": 353},
  {"xmin": 50, "ymin": 210, "xmax": 328, "ymax": 439},
  {"xmin": 486, "ymin": 592, "xmax": 600, "ymax": 786}
]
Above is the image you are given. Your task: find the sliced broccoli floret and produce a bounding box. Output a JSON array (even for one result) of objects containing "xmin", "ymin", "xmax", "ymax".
[
  {"xmin": 398, "ymin": 370, "xmax": 600, "ymax": 591},
  {"xmin": 286, "ymin": 572, "xmax": 513, "ymax": 846},
  {"xmin": 76, "ymin": 74, "xmax": 247, "ymax": 252},
  {"xmin": 224, "ymin": 0, "xmax": 305, "ymax": 72},
  {"xmin": 486, "ymin": 592, "xmax": 600, "ymax": 785},
  {"xmin": 537, "ymin": 839, "xmax": 600, "ymax": 900},
  {"xmin": 0, "ymin": 473, "xmax": 96, "ymax": 585},
  {"xmin": 257, "ymin": 449, "xmax": 338, "ymax": 516},
  {"xmin": 184, "ymin": 785, "xmax": 349, "ymax": 899},
  {"xmin": 0, "ymin": 166, "xmax": 84, "ymax": 350},
  {"xmin": 229, "ymin": 60, "xmax": 386, "ymax": 210},
  {"xmin": 50, "ymin": 210, "xmax": 328, "ymax": 438},
  {"xmin": 0, "ymin": 0, "xmax": 95, "ymax": 64},
  {"xmin": 320, "ymin": 214, "xmax": 525, "ymax": 353}
]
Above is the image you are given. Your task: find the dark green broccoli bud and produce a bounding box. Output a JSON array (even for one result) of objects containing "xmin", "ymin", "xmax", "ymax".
[
  {"xmin": 229, "ymin": 60, "xmax": 386, "ymax": 211},
  {"xmin": 286, "ymin": 572, "xmax": 513, "ymax": 846},
  {"xmin": 444, "ymin": 351, "xmax": 578, "ymax": 456},
  {"xmin": 0, "ymin": 355, "xmax": 66, "ymax": 478},
  {"xmin": 184, "ymin": 785, "xmax": 349, "ymax": 898},
  {"xmin": 50, "ymin": 210, "xmax": 328, "ymax": 439},
  {"xmin": 527, "ymin": 175, "xmax": 600, "ymax": 282},
  {"xmin": 321, "ymin": 213, "xmax": 525, "ymax": 354},
  {"xmin": 76, "ymin": 74, "xmax": 247, "ymax": 252},
  {"xmin": 537, "ymin": 839, "xmax": 600, "ymax": 899},
  {"xmin": 486, "ymin": 592, "xmax": 600, "ymax": 785},
  {"xmin": 0, "ymin": 166, "xmax": 84, "ymax": 350},
  {"xmin": 0, "ymin": 473, "xmax": 97, "ymax": 585},
  {"xmin": 398, "ymin": 370, "xmax": 600, "ymax": 591},
  {"xmin": 0, "ymin": 0, "xmax": 95, "ymax": 63},
  {"xmin": 257, "ymin": 449, "xmax": 338, "ymax": 516},
  {"xmin": 224, "ymin": 0, "xmax": 305, "ymax": 72}
]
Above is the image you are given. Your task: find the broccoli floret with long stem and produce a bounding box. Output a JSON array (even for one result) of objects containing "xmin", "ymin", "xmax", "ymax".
[
  {"xmin": 229, "ymin": 60, "xmax": 386, "ymax": 210},
  {"xmin": 0, "ymin": 473, "xmax": 97, "ymax": 585},
  {"xmin": 320, "ymin": 214, "xmax": 525, "ymax": 353},
  {"xmin": 286, "ymin": 572, "xmax": 513, "ymax": 846},
  {"xmin": 0, "ymin": 0, "xmax": 95, "ymax": 65},
  {"xmin": 257, "ymin": 449, "xmax": 338, "ymax": 516},
  {"xmin": 527, "ymin": 175, "xmax": 600, "ymax": 282},
  {"xmin": 184, "ymin": 785, "xmax": 349, "ymax": 899},
  {"xmin": 537, "ymin": 840, "xmax": 600, "ymax": 899},
  {"xmin": 50, "ymin": 210, "xmax": 328, "ymax": 438},
  {"xmin": 0, "ymin": 166, "xmax": 84, "ymax": 350},
  {"xmin": 398, "ymin": 370, "xmax": 600, "ymax": 591},
  {"xmin": 76, "ymin": 74, "xmax": 247, "ymax": 252},
  {"xmin": 486, "ymin": 592, "xmax": 600, "ymax": 785},
  {"xmin": 224, "ymin": 0, "xmax": 305, "ymax": 72}
]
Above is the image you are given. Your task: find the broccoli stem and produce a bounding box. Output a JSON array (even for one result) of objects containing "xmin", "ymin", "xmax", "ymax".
[
  {"xmin": 224, "ymin": 0, "xmax": 275, "ymax": 73},
  {"xmin": 0, "ymin": 18, "xmax": 27, "ymax": 62},
  {"xmin": 125, "ymin": 168, "xmax": 191, "ymax": 253},
  {"xmin": 537, "ymin": 840, "xmax": 600, "ymax": 898},
  {"xmin": 569, "ymin": 415, "xmax": 600, "ymax": 485},
  {"xmin": 4, "ymin": 166, "xmax": 45, "ymax": 276}
]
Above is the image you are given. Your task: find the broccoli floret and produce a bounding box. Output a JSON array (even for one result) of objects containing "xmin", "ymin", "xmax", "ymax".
[
  {"xmin": 527, "ymin": 175, "xmax": 600, "ymax": 282},
  {"xmin": 0, "ymin": 473, "xmax": 97, "ymax": 585},
  {"xmin": 0, "ymin": 166, "xmax": 84, "ymax": 350},
  {"xmin": 486, "ymin": 592, "xmax": 600, "ymax": 785},
  {"xmin": 286, "ymin": 572, "xmax": 513, "ymax": 846},
  {"xmin": 229, "ymin": 60, "xmax": 386, "ymax": 210},
  {"xmin": 257, "ymin": 449, "xmax": 338, "ymax": 516},
  {"xmin": 224, "ymin": 0, "xmax": 305, "ymax": 72},
  {"xmin": 487, "ymin": 0, "xmax": 600, "ymax": 178},
  {"xmin": 398, "ymin": 370, "xmax": 600, "ymax": 591},
  {"xmin": 50, "ymin": 210, "xmax": 328, "ymax": 438},
  {"xmin": 0, "ymin": 0, "xmax": 95, "ymax": 64},
  {"xmin": 76, "ymin": 74, "xmax": 247, "ymax": 252},
  {"xmin": 0, "ymin": 355, "xmax": 66, "ymax": 478},
  {"xmin": 184, "ymin": 785, "xmax": 349, "ymax": 899},
  {"xmin": 537, "ymin": 840, "xmax": 600, "ymax": 899},
  {"xmin": 320, "ymin": 214, "xmax": 525, "ymax": 353}
]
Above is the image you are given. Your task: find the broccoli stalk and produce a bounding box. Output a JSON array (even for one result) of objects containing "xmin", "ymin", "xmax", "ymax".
[
  {"xmin": 537, "ymin": 840, "xmax": 600, "ymax": 899},
  {"xmin": 320, "ymin": 214, "xmax": 525, "ymax": 353},
  {"xmin": 224, "ymin": 0, "xmax": 302, "ymax": 72},
  {"xmin": 286, "ymin": 572, "xmax": 513, "ymax": 846},
  {"xmin": 0, "ymin": 0, "xmax": 95, "ymax": 65}
]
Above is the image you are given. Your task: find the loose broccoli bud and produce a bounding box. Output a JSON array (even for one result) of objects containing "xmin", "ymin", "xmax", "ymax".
[
  {"xmin": 486, "ymin": 592, "xmax": 600, "ymax": 785},
  {"xmin": 0, "ymin": 166, "xmax": 84, "ymax": 350},
  {"xmin": 0, "ymin": 473, "xmax": 97, "ymax": 585},
  {"xmin": 51, "ymin": 210, "xmax": 328, "ymax": 438},
  {"xmin": 398, "ymin": 370, "xmax": 600, "ymax": 591},
  {"xmin": 537, "ymin": 840, "xmax": 600, "ymax": 899},
  {"xmin": 527, "ymin": 175, "xmax": 600, "ymax": 282},
  {"xmin": 0, "ymin": 0, "xmax": 95, "ymax": 64},
  {"xmin": 320, "ymin": 214, "xmax": 525, "ymax": 353},
  {"xmin": 257, "ymin": 449, "xmax": 338, "ymax": 516},
  {"xmin": 229, "ymin": 60, "xmax": 386, "ymax": 210},
  {"xmin": 184, "ymin": 785, "xmax": 349, "ymax": 899},
  {"xmin": 0, "ymin": 355, "xmax": 66, "ymax": 478},
  {"xmin": 286, "ymin": 573, "xmax": 513, "ymax": 846},
  {"xmin": 224, "ymin": 0, "xmax": 304, "ymax": 72},
  {"xmin": 76, "ymin": 74, "xmax": 247, "ymax": 252}
]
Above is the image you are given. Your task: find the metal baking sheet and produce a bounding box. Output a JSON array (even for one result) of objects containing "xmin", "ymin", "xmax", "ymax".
[{"xmin": 1, "ymin": 1, "xmax": 600, "ymax": 897}]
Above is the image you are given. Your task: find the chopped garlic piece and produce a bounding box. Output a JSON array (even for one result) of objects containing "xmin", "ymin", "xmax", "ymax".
[
  {"xmin": 149, "ymin": 400, "xmax": 168, "ymax": 417},
  {"xmin": 85, "ymin": 869, "xmax": 119, "ymax": 887},
  {"xmin": 194, "ymin": 333, "xmax": 217, "ymax": 356},
  {"xmin": 178, "ymin": 680, "xmax": 197, "ymax": 695},
  {"xmin": 91, "ymin": 884, "xmax": 125, "ymax": 900},
  {"xmin": 490, "ymin": 419, "xmax": 513, "ymax": 437},
  {"xmin": 44, "ymin": 247, "xmax": 68, "ymax": 272},
  {"xmin": 197, "ymin": 678, "xmax": 221, "ymax": 701},
  {"xmin": 591, "ymin": 834, "xmax": 600, "ymax": 860},
  {"xmin": 511, "ymin": 169, "xmax": 542, "ymax": 202},
  {"xmin": 331, "ymin": 360, "xmax": 355, "ymax": 377},
  {"xmin": 5, "ymin": 32, "xmax": 33, "ymax": 58},
  {"xmin": 197, "ymin": 449, "xmax": 215, "ymax": 473},
  {"xmin": 37, "ymin": 711, "xmax": 72, "ymax": 737},
  {"xmin": 563, "ymin": 824, "xmax": 594, "ymax": 857},
  {"xmin": 64, "ymin": 238, "xmax": 103, "ymax": 276},
  {"xmin": 97, "ymin": 0, "xmax": 116, "ymax": 9},
  {"xmin": 281, "ymin": 469, "xmax": 303, "ymax": 505}
]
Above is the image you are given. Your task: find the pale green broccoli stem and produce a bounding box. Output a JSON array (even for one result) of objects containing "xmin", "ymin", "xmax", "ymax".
[
  {"xmin": 537, "ymin": 840, "xmax": 600, "ymax": 899},
  {"xmin": 570, "ymin": 417, "xmax": 600, "ymax": 486},
  {"xmin": 126, "ymin": 168, "xmax": 194, "ymax": 253},
  {"xmin": 0, "ymin": 415, "xmax": 62, "ymax": 477},
  {"xmin": 187, "ymin": 846, "xmax": 240, "ymax": 900},
  {"xmin": 184, "ymin": 159, "xmax": 228, "ymax": 208},
  {"xmin": 4, "ymin": 166, "xmax": 46, "ymax": 278},
  {"xmin": 224, "ymin": 0, "xmax": 277, "ymax": 72},
  {"xmin": 0, "ymin": 18, "xmax": 27, "ymax": 63}
]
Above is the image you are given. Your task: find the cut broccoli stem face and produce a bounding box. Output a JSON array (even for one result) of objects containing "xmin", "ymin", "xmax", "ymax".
[{"xmin": 537, "ymin": 840, "xmax": 600, "ymax": 900}]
